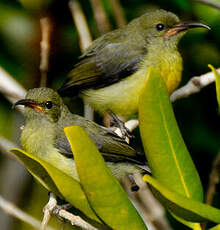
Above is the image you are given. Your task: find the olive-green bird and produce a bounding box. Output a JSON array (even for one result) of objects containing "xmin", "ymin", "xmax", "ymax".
[
  {"xmin": 58, "ymin": 9, "xmax": 209, "ymax": 116},
  {"xmin": 14, "ymin": 87, "xmax": 150, "ymax": 190}
]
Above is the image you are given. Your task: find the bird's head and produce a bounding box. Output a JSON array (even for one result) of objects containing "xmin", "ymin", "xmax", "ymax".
[
  {"xmin": 14, "ymin": 88, "xmax": 62, "ymax": 123},
  {"xmin": 136, "ymin": 9, "xmax": 210, "ymax": 48}
]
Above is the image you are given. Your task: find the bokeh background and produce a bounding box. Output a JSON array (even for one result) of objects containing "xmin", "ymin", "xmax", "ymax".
[{"xmin": 0, "ymin": 0, "xmax": 219, "ymax": 229}]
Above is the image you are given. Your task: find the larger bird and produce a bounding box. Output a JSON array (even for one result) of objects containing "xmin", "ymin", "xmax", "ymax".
[
  {"xmin": 14, "ymin": 88, "xmax": 149, "ymax": 190},
  {"xmin": 58, "ymin": 9, "xmax": 209, "ymax": 116}
]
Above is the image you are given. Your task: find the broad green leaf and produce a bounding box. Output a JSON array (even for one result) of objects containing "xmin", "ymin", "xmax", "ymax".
[
  {"xmin": 9, "ymin": 148, "xmax": 62, "ymax": 197},
  {"xmin": 65, "ymin": 126, "xmax": 148, "ymax": 230},
  {"xmin": 209, "ymin": 224, "xmax": 220, "ymax": 230},
  {"xmin": 138, "ymin": 68, "xmax": 203, "ymax": 200},
  {"xmin": 208, "ymin": 64, "xmax": 220, "ymax": 110},
  {"xmin": 143, "ymin": 175, "xmax": 220, "ymax": 223},
  {"xmin": 9, "ymin": 148, "xmax": 100, "ymax": 223},
  {"xmin": 138, "ymin": 68, "xmax": 204, "ymax": 228}
]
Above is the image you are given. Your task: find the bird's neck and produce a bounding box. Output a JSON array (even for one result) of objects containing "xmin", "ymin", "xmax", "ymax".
[
  {"xmin": 21, "ymin": 117, "xmax": 56, "ymax": 157},
  {"xmin": 144, "ymin": 42, "xmax": 183, "ymax": 93}
]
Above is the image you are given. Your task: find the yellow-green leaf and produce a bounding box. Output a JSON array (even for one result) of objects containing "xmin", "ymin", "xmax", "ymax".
[
  {"xmin": 208, "ymin": 64, "xmax": 220, "ymax": 110},
  {"xmin": 9, "ymin": 148, "xmax": 100, "ymax": 223},
  {"xmin": 138, "ymin": 68, "xmax": 204, "ymax": 228},
  {"xmin": 65, "ymin": 125, "xmax": 148, "ymax": 230},
  {"xmin": 209, "ymin": 224, "xmax": 220, "ymax": 230},
  {"xmin": 143, "ymin": 175, "xmax": 220, "ymax": 223},
  {"xmin": 139, "ymin": 68, "xmax": 203, "ymax": 200},
  {"xmin": 9, "ymin": 148, "xmax": 62, "ymax": 197}
]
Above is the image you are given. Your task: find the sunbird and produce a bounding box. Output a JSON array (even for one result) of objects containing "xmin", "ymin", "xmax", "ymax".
[
  {"xmin": 14, "ymin": 88, "xmax": 150, "ymax": 191},
  {"xmin": 58, "ymin": 9, "xmax": 210, "ymax": 116}
]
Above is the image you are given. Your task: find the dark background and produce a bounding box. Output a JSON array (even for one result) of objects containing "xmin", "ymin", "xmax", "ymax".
[{"xmin": 0, "ymin": 0, "xmax": 219, "ymax": 229}]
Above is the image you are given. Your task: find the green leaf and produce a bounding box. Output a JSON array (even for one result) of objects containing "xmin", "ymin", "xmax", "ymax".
[
  {"xmin": 9, "ymin": 148, "xmax": 100, "ymax": 223},
  {"xmin": 138, "ymin": 68, "xmax": 203, "ymax": 200},
  {"xmin": 143, "ymin": 175, "xmax": 220, "ymax": 224},
  {"xmin": 64, "ymin": 125, "xmax": 148, "ymax": 230},
  {"xmin": 208, "ymin": 64, "xmax": 220, "ymax": 110},
  {"xmin": 138, "ymin": 68, "xmax": 204, "ymax": 227},
  {"xmin": 209, "ymin": 224, "xmax": 220, "ymax": 230},
  {"xmin": 9, "ymin": 148, "xmax": 62, "ymax": 197}
]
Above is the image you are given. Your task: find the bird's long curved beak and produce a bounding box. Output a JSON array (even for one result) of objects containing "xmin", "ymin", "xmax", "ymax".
[
  {"xmin": 166, "ymin": 21, "xmax": 210, "ymax": 37},
  {"xmin": 13, "ymin": 99, "xmax": 43, "ymax": 112}
]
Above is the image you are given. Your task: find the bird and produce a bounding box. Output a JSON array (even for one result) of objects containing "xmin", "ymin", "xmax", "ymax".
[
  {"xmin": 14, "ymin": 87, "xmax": 150, "ymax": 191},
  {"xmin": 58, "ymin": 9, "xmax": 210, "ymax": 117}
]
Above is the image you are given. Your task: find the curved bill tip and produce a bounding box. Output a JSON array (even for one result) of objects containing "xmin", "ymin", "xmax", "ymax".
[
  {"xmin": 176, "ymin": 21, "xmax": 211, "ymax": 30},
  {"xmin": 184, "ymin": 22, "xmax": 211, "ymax": 30},
  {"xmin": 12, "ymin": 99, "xmax": 35, "ymax": 109}
]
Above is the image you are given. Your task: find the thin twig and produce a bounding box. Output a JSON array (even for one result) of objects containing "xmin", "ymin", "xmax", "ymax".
[
  {"xmin": 205, "ymin": 152, "xmax": 220, "ymax": 205},
  {"xmin": 41, "ymin": 193, "xmax": 57, "ymax": 230},
  {"xmin": 0, "ymin": 66, "xmax": 26, "ymax": 113},
  {"xmin": 68, "ymin": 0, "xmax": 94, "ymax": 120},
  {"xmin": 124, "ymin": 173, "xmax": 173, "ymax": 230},
  {"xmin": 42, "ymin": 193, "xmax": 98, "ymax": 230},
  {"xmin": 109, "ymin": 0, "xmax": 127, "ymax": 28},
  {"xmin": 0, "ymin": 195, "xmax": 55, "ymax": 230},
  {"xmin": 68, "ymin": 0, "xmax": 92, "ymax": 51},
  {"xmin": 39, "ymin": 17, "xmax": 52, "ymax": 87},
  {"xmin": 58, "ymin": 209, "xmax": 98, "ymax": 230},
  {"xmin": 188, "ymin": 0, "xmax": 220, "ymax": 9},
  {"xmin": 0, "ymin": 136, "xmax": 18, "ymax": 161},
  {"xmin": 170, "ymin": 69, "xmax": 219, "ymax": 102},
  {"xmin": 89, "ymin": 0, "xmax": 111, "ymax": 34},
  {"xmin": 122, "ymin": 69, "xmax": 219, "ymax": 136}
]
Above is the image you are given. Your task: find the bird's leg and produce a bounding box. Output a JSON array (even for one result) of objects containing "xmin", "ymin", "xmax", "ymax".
[
  {"xmin": 128, "ymin": 174, "xmax": 140, "ymax": 192},
  {"xmin": 108, "ymin": 110, "xmax": 134, "ymax": 140}
]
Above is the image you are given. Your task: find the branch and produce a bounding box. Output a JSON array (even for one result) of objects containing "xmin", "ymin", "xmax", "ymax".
[
  {"xmin": 121, "ymin": 69, "xmax": 219, "ymax": 135},
  {"xmin": 206, "ymin": 152, "xmax": 220, "ymax": 205},
  {"xmin": 0, "ymin": 195, "xmax": 54, "ymax": 230},
  {"xmin": 124, "ymin": 173, "xmax": 173, "ymax": 230},
  {"xmin": 109, "ymin": 0, "xmax": 127, "ymax": 28},
  {"xmin": 89, "ymin": 0, "xmax": 111, "ymax": 34},
  {"xmin": 0, "ymin": 66, "xmax": 26, "ymax": 113},
  {"xmin": 188, "ymin": 0, "xmax": 220, "ymax": 9},
  {"xmin": 170, "ymin": 69, "xmax": 219, "ymax": 102},
  {"xmin": 58, "ymin": 210, "xmax": 98, "ymax": 230},
  {"xmin": 42, "ymin": 193, "xmax": 98, "ymax": 230},
  {"xmin": 39, "ymin": 17, "xmax": 52, "ymax": 87},
  {"xmin": 68, "ymin": 0, "xmax": 94, "ymax": 120},
  {"xmin": 68, "ymin": 0, "xmax": 92, "ymax": 51},
  {"xmin": 40, "ymin": 193, "xmax": 57, "ymax": 230}
]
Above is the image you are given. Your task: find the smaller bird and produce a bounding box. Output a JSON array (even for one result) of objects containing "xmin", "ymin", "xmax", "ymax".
[{"xmin": 14, "ymin": 87, "xmax": 150, "ymax": 191}]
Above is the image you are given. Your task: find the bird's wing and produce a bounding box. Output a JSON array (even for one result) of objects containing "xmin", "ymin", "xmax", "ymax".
[
  {"xmin": 54, "ymin": 117, "xmax": 146, "ymax": 166},
  {"xmin": 58, "ymin": 31, "xmax": 147, "ymax": 96}
]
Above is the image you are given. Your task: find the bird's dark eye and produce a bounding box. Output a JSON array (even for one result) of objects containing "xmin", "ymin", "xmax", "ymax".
[
  {"xmin": 156, "ymin": 23, "xmax": 165, "ymax": 31},
  {"xmin": 45, "ymin": 101, "xmax": 53, "ymax": 109}
]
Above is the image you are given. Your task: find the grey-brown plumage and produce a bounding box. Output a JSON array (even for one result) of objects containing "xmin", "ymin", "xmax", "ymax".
[
  {"xmin": 58, "ymin": 9, "xmax": 209, "ymax": 116},
  {"xmin": 14, "ymin": 88, "xmax": 149, "ymax": 185}
]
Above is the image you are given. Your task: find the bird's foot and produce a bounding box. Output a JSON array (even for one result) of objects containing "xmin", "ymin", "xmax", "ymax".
[{"xmin": 108, "ymin": 111, "xmax": 134, "ymax": 140}]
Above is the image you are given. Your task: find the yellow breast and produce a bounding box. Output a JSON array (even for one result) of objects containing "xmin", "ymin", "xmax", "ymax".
[{"xmin": 82, "ymin": 50, "xmax": 182, "ymax": 116}]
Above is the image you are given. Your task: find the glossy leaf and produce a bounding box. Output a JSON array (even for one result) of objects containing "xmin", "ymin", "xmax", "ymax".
[
  {"xmin": 143, "ymin": 175, "xmax": 220, "ymax": 223},
  {"xmin": 209, "ymin": 224, "xmax": 220, "ymax": 230},
  {"xmin": 138, "ymin": 68, "xmax": 204, "ymax": 228},
  {"xmin": 208, "ymin": 64, "xmax": 220, "ymax": 110},
  {"xmin": 9, "ymin": 148, "xmax": 62, "ymax": 197},
  {"xmin": 138, "ymin": 68, "xmax": 203, "ymax": 200},
  {"xmin": 65, "ymin": 125, "xmax": 148, "ymax": 230},
  {"xmin": 9, "ymin": 148, "xmax": 100, "ymax": 223}
]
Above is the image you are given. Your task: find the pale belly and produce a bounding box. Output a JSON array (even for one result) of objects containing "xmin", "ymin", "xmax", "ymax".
[
  {"xmin": 82, "ymin": 54, "xmax": 182, "ymax": 116},
  {"xmin": 82, "ymin": 67, "xmax": 149, "ymax": 116}
]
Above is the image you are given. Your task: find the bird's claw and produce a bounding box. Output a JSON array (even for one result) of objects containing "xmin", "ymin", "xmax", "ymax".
[{"xmin": 109, "ymin": 111, "xmax": 134, "ymax": 140}]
